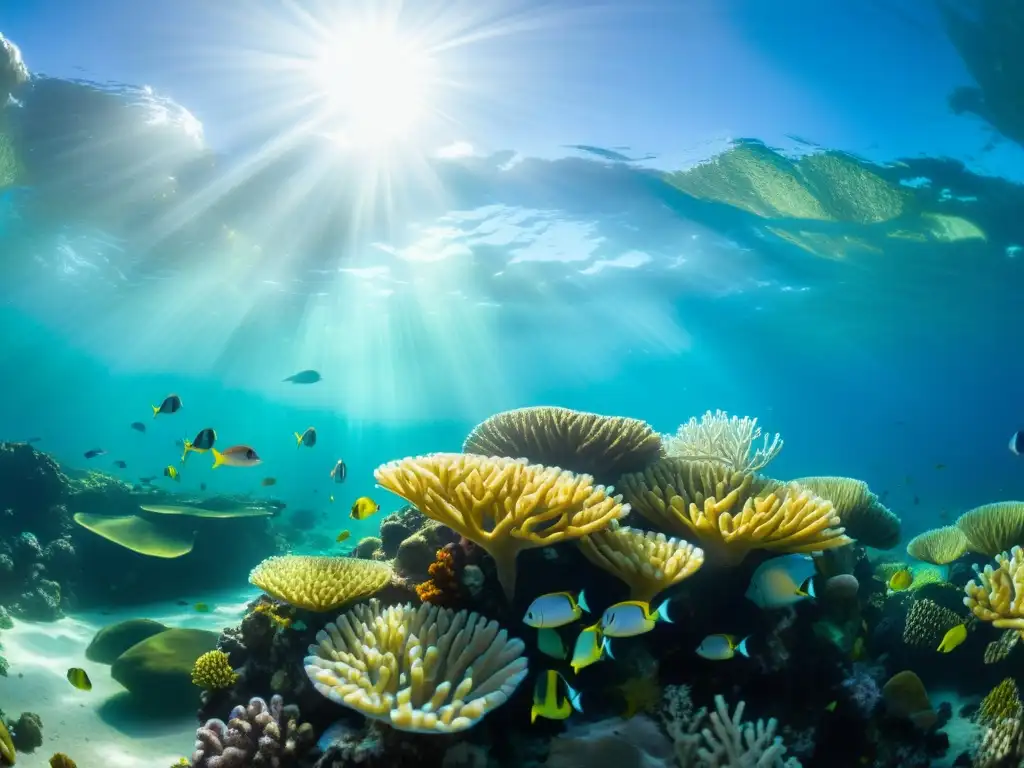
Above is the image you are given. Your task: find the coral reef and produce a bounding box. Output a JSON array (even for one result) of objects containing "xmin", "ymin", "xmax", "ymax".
[
  {"xmin": 192, "ymin": 650, "xmax": 239, "ymax": 691},
  {"xmin": 957, "ymin": 502, "xmax": 1024, "ymax": 557},
  {"xmin": 191, "ymin": 694, "xmax": 314, "ymax": 767},
  {"xmin": 249, "ymin": 555, "xmax": 393, "ymax": 612},
  {"xmin": 964, "ymin": 545, "xmax": 1024, "ymax": 629},
  {"xmin": 790, "ymin": 476, "xmax": 900, "ymax": 550},
  {"xmin": 304, "ymin": 599, "xmax": 528, "ymax": 733},
  {"xmin": 86, "ymin": 618, "xmax": 168, "ymax": 663},
  {"xmin": 378, "ymin": 505, "xmax": 425, "ymax": 558},
  {"xmin": 978, "ymin": 678, "xmax": 1022, "ymax": 727},
  {"xmin": 662, "ymin": 410, "xmax": 783, "ymax": 474},
  {"xmin": 902, "ymin": 598, "xmax": 964, "ymax": 648},
  {"xmin": 417, "ymin": 546, "xmax": 463, "ymax": 605},
  {"xmin": 353, "ymin": 537, "xmax": 383, "ymax": 559}
]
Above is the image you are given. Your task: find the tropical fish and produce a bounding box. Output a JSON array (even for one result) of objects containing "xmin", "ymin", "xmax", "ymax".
[
  {"xmin": 164, "ymin": 465, "xmax": 180, "ymax": 481},
  {"xmin": 1010, "ymin": 430, "xmax": 1024, "ymax": 455},
  {"xmin": 350, "ymin": 496, "xmax": 380, "ymax": 520},
  {"xmin": 524, "ymin": 591, "xmax": 589, "ymax": 629},
  {"xmin": 66, "ymin": 667, "xmax": 92, "ymax": 691},
  {"xmin": 130, "ymin": 421, "xmax": 146, "ymax": 433},
  {"xmin": 194, "ymin": 602, "xmax": 210, "ymax": 613},
  {"xmin": 331, "ymin": 459, "xmax": 347, "ymax": 483},
  {"xmin": 745, "ymin": 554, "xmax": 817, "ymax": 610},
  {"xmin": 599, "ymin": 600, "xmax": 671, "ymax": 638},
  {"xmin": 531, "ymin": 670, "xmax": 583, "ymax": 724},
  {"xmin": 336, "ymin": 530, "xmax": 351, "ymax": 543},
  {"xmin": 695, "ymin": 634, "xmax": 750, "ymax": 661},
  {"xmin": 537, "ymin": 628, "xmax": 567, "ymax": 660},
  {"xmin": 825, "ymin": 701, "xmax": 838, "ymax": 713},
  {"xmin": 181, "ymin": 428, "xmax": 217, "ymax": 463},
  {"xmin": 200, "ymin": 482, "xmax": 207, "ymax": 491},
  {"xmin": 152, "ymin": 394, "xmax": 183, "ymax": 417},
  {"xmin": 913, "ymin": 495, "xmax": 920, "ymax": 506},
  {"xmin": 283, "ymin": 369, "xmax": 321, "ymax": 384},
  {"xmin": 112, "ymin": 460, "xmax": 127, "ymax": 469},
  {"xmin": 888, "ymin": 569, "xmax": 913, "ymax": 591},
  {"xmin": 83, "ymin": 448, "xmax": 106, "ymax": 459},
  {"xmin": 262, "ymin": 477, "xmax": 277, "ymax": 487},
  {"xmin": 937, "ymin": 623, "xmax": 967, "ymax": 653},
  {"xmin": 570, "ymin": 623, "xmax": 609, "ymax": 673},
  {"xmin": 211, "ymin": 445, "xmax": 262, "ymax": 469},
  {"xmin": 295, "ymin": 427, "xmax": 317, "ymax": 448},
  {"xmin": 292, "ymin": 620, "xmax": 307, "ymax": 632}
]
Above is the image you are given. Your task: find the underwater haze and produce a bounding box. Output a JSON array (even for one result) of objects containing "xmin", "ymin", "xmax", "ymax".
[{"xmin": 2, "ymin": 1, "xmax": 1024, "ymax": 766}]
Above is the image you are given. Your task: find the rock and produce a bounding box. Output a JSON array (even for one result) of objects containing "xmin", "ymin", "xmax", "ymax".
[
  {"xmin": 111, "ymin": 628, "xmax": 219, "ymax": 704},
  {"xmin": 9, "ymin": 711, "xmax": 42, "ymax": 753},
  {"xmin": 354, "ymin": 536, "xmax": 382, "ymax": 559},
  {"xmin": 13, "ymin": 532, "xmax": 42, "ymax": 563},
  {"xmin": 42, "ymin": 537, "xmax": 76, "ymax": 572},
  {"xmin": 11, "ymin": 579, "xmax": 62, "ymax": 621},
  {"xmin": 379, "ymin": 505, "xmax": 426, "ymax": 557},
  {"xmin": 394, "ymin": 534, "xmax": 435, "ymax": 582},
  {"xmin": 86, "ymin": 618, "xmax": 168, "ymax": 664}
]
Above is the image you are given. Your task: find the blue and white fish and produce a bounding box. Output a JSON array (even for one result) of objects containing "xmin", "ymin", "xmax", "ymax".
[
  {"xmin": 523, "ymin": 591, "xmax": 589, "ymax": 629},
  {"xmin": 598, "ymin": 600, "xmax": 672, "ymax": 638},
  {"xmin": 696, "ymin": 634, "xmax": 751, "ymax": 661},
  {"xmin": 745, "ymin": 553, "xmax": 817, "ymax": 610}
]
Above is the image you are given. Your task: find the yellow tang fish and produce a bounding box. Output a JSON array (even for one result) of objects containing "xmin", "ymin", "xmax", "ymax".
[
  {"xmin": 524, "ymin": 591, "xmax": 589, "ymax": 629},
  {"xmin": 599, "ymin": 600, "xmax": 672, "ymax": 638},
  {"xmin": 531, "ymin": 670, "xmax": 583, "ymax": 724},
  {"xmin": 937, "ymin": 623, "xmax": 967, "ymax": 653},
  {"xmin": 211, "ymin": 445, "xmax": 262, "ymax": 469},
  {"xmin": 888, "ymin": 569, "xmax": 913, "ymax": 591},
  {"xmin": 336, "ymin": 530, "xmax": 351, "ymax": 543},
  {"xmin": 67, "ymin": 667, "xmax": 92, "ymax": 691},
  {"xmin": 350, "ymin": 496, "xmax": 380, "ymax": 520},
  {"xmin": 163, "ymin": 465, "xmax": 180, "ymax": 481},
  {"xmin": 570, "ymin": 622, "xmax": 609, "ymax": 673}
]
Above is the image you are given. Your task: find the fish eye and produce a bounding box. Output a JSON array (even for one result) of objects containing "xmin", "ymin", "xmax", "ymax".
[{"xmin": 247, "ymin": 449, "xmax": 257, "ymax": 460}]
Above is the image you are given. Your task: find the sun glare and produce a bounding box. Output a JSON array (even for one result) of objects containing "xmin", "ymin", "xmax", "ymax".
[{"xmin": 312, "ymin": 23, "xmax": 436, "ymax": 148}]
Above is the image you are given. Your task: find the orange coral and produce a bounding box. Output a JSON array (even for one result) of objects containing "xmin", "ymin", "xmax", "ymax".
[{"xmin": 416, "ymin": 547, "xmax": 461, "ymax": 605}]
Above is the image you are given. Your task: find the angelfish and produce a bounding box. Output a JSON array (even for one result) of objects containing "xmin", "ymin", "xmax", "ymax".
[
  {"xmin": 695, "ymin": 634, "xmax": 751, "ymax": 661},
  {"xmin": 523, "ymin": 591, "xmax": 589, "ymax": 629}
]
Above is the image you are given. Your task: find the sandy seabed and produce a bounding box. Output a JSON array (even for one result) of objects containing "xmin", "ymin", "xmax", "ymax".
[{"xmin": 0, "ymin": 588, "xmax": 257, "ymax": 768}]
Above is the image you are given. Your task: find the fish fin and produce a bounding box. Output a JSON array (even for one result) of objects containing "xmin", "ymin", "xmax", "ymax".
[
  {"xmin": 806, "ymin": 578, "xmax": 817, "ymax": 599},
  {"xmin": 603, "ymin": 637, "xmax": 614, "ymax": 660},
  {"xmin": 736, "ymin": 636, "xmax": 751, "ymax": 658},
  {"xmin": 211, "ymin": 448, "xmax": 224, "ymax": 469},
  {"xmin": 655, "ymin": 600, "xmax": 672, "ymax": 623},
  {"xmin": 576, "ymin": 590, "xmax": 589, "ymax": 613},
  {"xmin": 530, "ymin": 706, "xmax": 538, "ymax": 724},
  {"xmin": 151, "ymin": 405, "xmax": 160, "ymax": 417},
  {"xmin": 294, "ymin": 433, "xmax": 302, "ymax": 447},
  {"xmin": 561, "ymin": 679, "xmax": 583, "ymax": 714}
]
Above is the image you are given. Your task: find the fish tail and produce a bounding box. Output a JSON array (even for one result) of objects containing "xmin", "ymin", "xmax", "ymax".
[
  {"xmin": 211, "ymin": 448, "xmax": 224, "ymax": 469},
  {"xmin": 655, "ymin": 600, "xmax": 673, "ymax": 623},
  {"xmin": 806, "ymin": 578, "xmax": 817, "ymax": 599},
  {"xmin": 565, "ymin": 683, "xmax": 584, "ymax": 714},
  {"xmin": 295, "ymin": 432, "xmax": 302, "ymax": 447},
  {"xmin": 576, "ymin": 590, "xmax": 589, "ymax": 613},
  {"xmin": 736, "ymin": 636, "xmax": 751, "ymax": 658},
  {"xmin": 530, "ymin": 706, "xmax": 539, "ymax": 725},
  {"xmin": 151, "ymin": 405, "xmax": 160, "ymax": 417},
  {"xmin": 602, "ymin": 637, "xmax": 614, "ymax": 660}
]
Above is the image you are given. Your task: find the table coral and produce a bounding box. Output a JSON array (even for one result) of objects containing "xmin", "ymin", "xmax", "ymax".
[{"xmin": 248, "ymin": 555, "xmax": 392, "ymax": 612}]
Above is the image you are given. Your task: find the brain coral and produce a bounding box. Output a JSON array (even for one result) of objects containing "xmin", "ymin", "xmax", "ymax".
[{"xmin": 249, "ymin": 555, "xmax": 392, "ymax": 612}]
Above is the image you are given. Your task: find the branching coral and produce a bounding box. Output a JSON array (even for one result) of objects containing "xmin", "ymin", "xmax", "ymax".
[
  {"xmin": 906, "ymin": 525, "xmax": 970, "ymax": 565},
  {"xmin": 662, "ymin": 410, "xmax": 783, "ymax": 473},
  {"xmin": 304, "ymin": 599, "xmax": 528, "ymax": 733},
  {"xmin": 191, "ymin": 650, "xmax": 239, "ymax": 691},
  {"xmin": 417, "ymin": 547, "xmax": 461, "ymax": 605},
  {"xmin": 902, "ymin": 599, "xmax": 963, "ymax": 648},
  {"xmin": 957, "ymin": 502, "xmax": 1024, "ymax": 557},
  {"xmin": 461, "ymin": 406, "xmax": 663, "ymax": 482},
  {"xmin": 790, "ymin": 476, "xmax": 900, "ymax": 550},
  {"xmin": 578, "ymin": 520, "xmax": 704, "ymax": 603},
  {"xmin": 248, "ymin": 555, "xmax": 392, "ymax": 612},
  {"xmin": 964, "ymin": 546, "xmax": 1024, "ymax": 630},
  {"xmin": 374, "ymin": 453, "xmax": 626, "ymax": 598},
  {"xmin": 191, "ymin": 694, "xmax": 314, "ymax": 767},
  {"xmin": 620, "ymin": 459, "xmax": 850, "ymax": 565},
  {"xmin": 675, "ymin": 695, "xmax": 802, "ymax": 767}
]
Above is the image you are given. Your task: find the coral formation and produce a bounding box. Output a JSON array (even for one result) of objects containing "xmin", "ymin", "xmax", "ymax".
[
  {"xmin": 790, "ymin": 476, "xmax": 900, "ymax": 549},
  {"xmin": 673, "ymin": 693, "xmax": 802, "ymax": 767},
  {"xmin": 964, "ymin": 545, "xmax": 1024, "ymax": 629},
  {"xmin": 72, "ymin": 513, "xmax": 196, "ymax": 557},
  {"xmin": 374, "ymin": 453, "xmax": 626, "ymax": 598},
  {"xmin": 0, "ymin": 717, "xmax": 13, "ymax": 765},
  {"xmin": 248, "ymin": 555, "xmax": 392, "ymax": 611},
  {"xmin": 985, "ymin": 628, "xmax": 1021, "ymax": 664},
  {"xmin": 461, "ymin": 405, "xmax": 662, "ymax": 482},
  {"xmin": 662, "ymin": 410, "xmax": 783, "ymax": 473},
  {"xmin": 957, "ymin": 502, "xmax": 1024, "ymax": 556},
  {"xmin": 304, "ymin": 599, "xmax": 528, "ymax": 733},
  {"xmin": 882, "ymin": 670, "xmax": 936, "ymax": 729},
  {"xmin": 379, "ymin": 505, "xmax": 425, "ymax": 557},
  {"xmin": 191, "ymin": 694, "xmax": 314, "ymax": 767},
  {"xmin": 978, "ymin": 678, "xmax": 1022, "ymax": 727},
  {"xmin": 620, "ymin": 458, "xmax": 851, "ymax": 565},
  {"xmin": 577, "ymin": 520, "xmax": 705, "ymax": 603},
  {"xmin": 49, "ymin": 754, "xmax": 76, "ymax": 768},
  {"xmin": 8, "ymin": 712, "xmax": 42, "ymax": 753},
  {"xmin": 902, "ymin": 599, "xmax": 964, "ymax": 648},
  {"xmin": 416, "ymin": 547, "xmax": 462, "ymax": 605},
  {"xmin": 191, "ymin": 650, "xmax": 239, "ymax": 690},
  {"xmin": 354, "ymin": 537, "xmax": 383, "ymax": 559},
  {"xmin": 975, "ymin": 714, "xmax": 1024, "ymax": 768},
  {"xmin": 905, "ymin": 525, "xmax": 970, "ymax": 565}
]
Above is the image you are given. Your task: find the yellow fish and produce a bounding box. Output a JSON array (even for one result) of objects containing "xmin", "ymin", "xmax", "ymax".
[
  {"xmin": 350, "ymin": 496, "xmax": 380, "ymax": 520},
  {"xmin": 261, "ymin": 477, "xmax": 277, "ymax": 487},
  {"xmin": 888, "ymin": 569, "xmax": 913, "ymax": 591},
  {"xmin": 570, "ymin": 622, "xmax": 609, "ymax": 673},
  {"xmin": 211, "ymin": 445, "xmax": 262, "ymax": 469},
  {"xmin": 599, "ymin": 600, "xmax": 671, "ymax": 638},
  {"xmin": 329, "ymin": 495, "xmax": 335, "ymax": 503},
  {"xmin": 937, "ymin": 623, "xmax": 967, "ymax": 653},
  {"xmin": 531, "ymin": 670, "xmax": 583, "ymax": 724},
  {"xmin": 163, "ymin": 465, "xmax": 180, "ymax": 481},
  {"xmin": 336, "ymin": 530, "xmax": 351, "ymax": 543},
  {"xmin": 67, "ymin": 667, "xmax": 92, "ymax": 691},
  {"xmin": 152, "ymin": 393, "xmax": 182, "ymax": 417},
  {"xmin": 851, "ymin": 636, "xmax": 866, "ymax": 661}
]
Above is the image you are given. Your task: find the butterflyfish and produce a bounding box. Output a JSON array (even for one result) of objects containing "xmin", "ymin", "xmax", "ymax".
[
  {"xmin": 67, "ymin": 667, "xmax": 92, "ymax": 691},
  {"xmin": 295, "ymin": 427, "xmax": 317, "ymax": 448},
  {"xmin": 598, "ymin": 600, "xmax": 672, "ymax": 638},
  {"xmin": 211, "ymin": 445, "xmax": 261, "ymax": 469},
  {"xmin": 745, "ymin": 554, "xmax": 817, "ymax": 610},
  {"xmin": 937, "ymin": 623, "xmax": 967, "ymax": 653},
  {"xmin": 350, "ymin": 496, "xmax": 380, "ymax": 520},
  {"xmin": 695, "ymin": 634, "xmax": 750, "ymax": 661},
  {"xmin": 331, "ymin": 459, "xmax": 347, "ymax": 483},
  {"xmin": 530, "ymin": 670, "xmax": 583, "ymax": 724},
  {"xmin": 152, "ymin": 394, "xmax": 182, "ymax": 417},
  {"xmin": 164, "ymin": 465, "xmax": 180, "ymax": 481},
  {"xmin": 570, "ymin": 622, "xmax": 609, "ymax": 673},
  {"xmin": 523, "ymin": 591, "xmax": 589, "ymax": 628}
]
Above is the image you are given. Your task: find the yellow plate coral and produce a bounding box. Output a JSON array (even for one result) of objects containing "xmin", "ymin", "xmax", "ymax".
[{"xmin": 249, "ymin": 555, "xmax": 392, "ymax": 612}]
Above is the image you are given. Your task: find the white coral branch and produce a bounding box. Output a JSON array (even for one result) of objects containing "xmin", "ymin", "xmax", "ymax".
[{"xmin": 663, "ymin": 410, "xmax": 782, "ymax": 473}]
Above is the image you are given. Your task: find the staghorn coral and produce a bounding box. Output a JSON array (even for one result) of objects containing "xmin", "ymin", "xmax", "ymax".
[
  {"xmin": 191, "ymin": 650, "xmax": 239, "ymax": 691},
  {"xmin": 304, "ymin": 599, "xmax": 528, "ymax": 733},
  {"xmin": 882, "ymin": 671, "xmax": 936, "ymax": 730},
  {"xmin": 416, "ymin": 547, "xmax": 461, "ymax": 606},
  {"xmin": 662, "ymin": 410, "xmax": 783, "ymax": 473},
  {"xmin": 191, "ymin": 694, "xmax": 314, "ymax": 767},
  {"xmin": 249, "ymin": 555, "xmax": 392, "ymax": 612},
  {"xmin": 461, "ymin": 406, "xmax": 662, "ymax": 482},
  {"xmin": 578, "ymin": 520, "xmax": 704, "ymax": 603},
  {"xmin": 374, "ymin": 453, "xmax": 626, "ymax": 598},
  {"xmin": 620, "ymin": 459, "xmax": 850, "ymax": 565},
  {"xmin": 906, "ymin": 525, "xmax": 970, "ymax": 565},
  {"xmin": 979, "ymin": 678, "xmax": 1022, "ymax": 727},
  {"xmin": 986, "ymin": 629, "xmax": 1022, "ymax": 664},
  {"xmin": 673, "ymin": 695, "xmax": 802, "ymax": 767},
  {"xmin": 790, "ymin": 476, "xmax": 900, "ymax": 550},
  {"xmin": 957, "ymin": 502, "xmax": 1024, "ymax": 557},
  {"xmin": 964, "ymin": 546, "xmax": 1024, "ymax": 630},
  {"xmin": 902, "ymin": 599, "xmax": 963, "ymax": 648}
]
